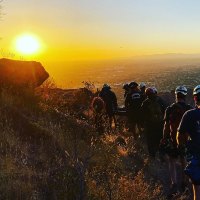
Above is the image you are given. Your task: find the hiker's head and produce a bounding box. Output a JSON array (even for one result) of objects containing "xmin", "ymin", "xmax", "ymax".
[
  {"xmin": 102, "ymin": 83, "xmax": 111, "ymax": 90},
  {"xmin": 152, "ymin": 87, "xmax": 158, "ymax": 94},
  {"xmin": 129, "ymin": 81, "xmax": 138, "ymax": 91},
  {"xmin": 193, "ymin": 85, "xmax": 200, "ymax": 105},
  {"xmin": 139, "ymin": 82, "xmax": 146, "ymax": 92},
  {"xmin": 145, "ymin": 87, "xmax": 157, "ymax": 99},
  {"xmin": 122, "ymin": 83, "xmax": 129, "ymax": 91},
  {"xmin": 175, "ymin": 86, "xmax": 187, "ymax": 101}
]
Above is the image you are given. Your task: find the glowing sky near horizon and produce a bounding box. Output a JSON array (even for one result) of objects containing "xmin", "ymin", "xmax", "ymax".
[{"xmin": 1, "ymin": 0, "xmax": 200, "ymax": 61}]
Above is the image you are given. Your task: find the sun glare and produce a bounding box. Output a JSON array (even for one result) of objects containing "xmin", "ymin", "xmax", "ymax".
[{"xmin": 15, "ymin": 34, "xmax": 40, "ymax": 55}]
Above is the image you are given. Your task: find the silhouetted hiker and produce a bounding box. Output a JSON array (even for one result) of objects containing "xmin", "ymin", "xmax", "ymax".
[
  {"xmin": 99, "ymin": 84, "xmax": 118, "ymax": 130},
  {"xmin": 125, "ymin": 81, "xmax": 142, "ymax": 139},
  {"xmin": 123, "ymin": 83, "xmax": 129, "ymax": 99},
  {"xmin": 139, "ymin": 82, "xmax": 147, "ymax": 131},
  {"xmin": 177, "ymin": 85, "xmax": 200, "ymax": 200},
  {"xmin": 141, "ymin": 87, "xmax": 166, "ymax": 158},
  {"xmin": 161, "ymin": 86, "xmax": 192, "ymax": 196},
  {"xmin": 139, "ymin": 82, "xmax": 147, "ymax": 102}
]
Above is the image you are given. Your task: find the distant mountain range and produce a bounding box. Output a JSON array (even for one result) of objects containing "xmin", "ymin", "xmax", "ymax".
[
  {"xmin": 133, "ymin": 53, "xmax": 200, "ymax": 60},
  {"xmin": 111, "ymin": 53, "xmax": 200, "ymax": 67}
]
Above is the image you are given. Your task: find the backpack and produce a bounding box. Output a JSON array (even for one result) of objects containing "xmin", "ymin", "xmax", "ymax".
[
  {"xmin": 91, "ymin": 97, "xmax": 105, "ymax": 113},
  {"xmin": 129, "ymin": 92, "xmax": 142, "ymax": 110},
  {"xmin": 169, "ymin": 103, "xmax": 191, "ymax": 135},
  {"xmin": 99, "ymin": 90, "xmax": 117, "ymax": 110},
  {"xmin": 146, "ymin": 98, "xmax": 164, "ymax": 123}
]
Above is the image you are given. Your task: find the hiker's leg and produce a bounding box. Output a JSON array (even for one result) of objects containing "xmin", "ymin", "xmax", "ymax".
[
  {"xmin": 165, "ymin": 156, "xmax": 178, "ymax": 197},
  {"xmin": 109, "ymin": 116, "xmax": 113, "ymax": 129},
  {"xmin": 146, "ymin": 130, "xmax": 156, "ymax": 158},
  {"xmin": 132, "ymin": 121, "xmax": 138, "ymax": 139},
  {"xmin": 168, "ymin": 157, "xmax": 177, "ymax": 185},
  {"xmin": 193, "ymin": 184, "xmax": 200, "ymax": 200},
  {"xmin": 113, "ymin": 115, "xmax": 117, "ymax": 127},
  {"xmin": 180, "ymin": 157, "xmax": 188, "ymax": 191}
]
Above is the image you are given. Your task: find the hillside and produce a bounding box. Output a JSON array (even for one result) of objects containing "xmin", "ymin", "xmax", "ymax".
[
  {"xmin": 0, "ymin": 60, "xmax": 192, "ymax": 200},
  {"xmin": 0, "ymin": 78, "xmax": 193, "ymax": 199}
]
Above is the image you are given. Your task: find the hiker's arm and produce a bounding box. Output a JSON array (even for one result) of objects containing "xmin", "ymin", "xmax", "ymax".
[
  {"xmin": 112, "ymin": 93, "xmax": 118, "ymax": 110},
  {"xmin": 140, "ymin": 102, "xmax": 144, "ymax": 113},
  {"xmin": 160, "ymin": 98, "xmax": 168, "ymax": 113},
  {"xmin": 163, "ymin": 121, "xmax": 170, "ymax": 139},
  {"xmin": 177, "ymin": 111, "xmax": 190, "ymax": 146},
  {"xmin": 125, "ymin": 95, "xmax": 129, "ymax": 109},
  {"xmin": 140, "ymin": 101, "xmax": 147, "ymax": 121},
  {"xmin": 162, "ymin": 107, "xmax": 170, "ymax": 139},
  {"xmin": 99, "ymin": 92, "xmax": 102, "ymax": 98},
  {"xmin": 114, "ymin": 93, "xmax": 118, "ymax": 108}
]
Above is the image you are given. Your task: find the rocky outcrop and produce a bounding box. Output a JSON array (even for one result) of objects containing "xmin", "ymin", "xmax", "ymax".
[{"xmin": 0, "ymin": 58, "xmax": 49, "ymax": 88}]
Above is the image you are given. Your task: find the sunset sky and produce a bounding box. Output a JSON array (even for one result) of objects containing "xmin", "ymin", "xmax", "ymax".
[{"xmin": 1, "ymin": 0, "xmax": 200, "ymax": 62}]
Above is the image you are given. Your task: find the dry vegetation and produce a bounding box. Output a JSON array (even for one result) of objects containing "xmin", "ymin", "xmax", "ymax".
[{"xmin": 0, "ymin": 79, "xmax": 192, "ymax": 200}]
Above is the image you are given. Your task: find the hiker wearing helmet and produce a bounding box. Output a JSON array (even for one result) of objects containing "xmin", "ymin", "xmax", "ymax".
[
  {"xmin": 123, "ymin": 83, "xmax": 129, "ymax": 99},
  {"xmin": 99, "ymin": 84, "xmax": 118, "ymax": 130},
  {"xmin": 125, "ymin": 81, "xmax": 142, "ymax": 138},
  {"xmin": 141, "ymin": 87, "xmax": 166, "ymax": 158},
  {"xmin": 162, "ymin": 86, "xmax": 192, "ymax": 197},
  {"xmin": 139, "ymin": 82, "xmax": 147, "ymax": 131},
  {"xmin": 177, "ymin": 85, "xmax": 200, "ymax": 200},
  {"xmin": 139, "ymin": 82, "xmax": 147, "ymax": 102}
]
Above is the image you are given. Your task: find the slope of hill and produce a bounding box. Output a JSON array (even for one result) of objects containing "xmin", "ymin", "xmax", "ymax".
[
  {"xmin": 0, "ymin": 56, "xmax": 194, "ymax": 199},
  {"xmin": 0, "ymin": 81, "xmax": 194, "ymax": 200}
]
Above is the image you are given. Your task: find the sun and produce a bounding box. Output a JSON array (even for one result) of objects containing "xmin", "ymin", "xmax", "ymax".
[{"xmin": 15, "ymin": 34, "xmax": 40, "ymax": 55}]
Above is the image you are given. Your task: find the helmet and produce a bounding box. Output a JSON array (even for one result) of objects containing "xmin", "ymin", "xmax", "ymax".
[
  {"xmin": 122, "ymin": 83, "xmax": 129, "ymax": 90},
  {"xmin": 193, "ymin": 85, "xmax": 200, "ymax": 95},
  {"xmin": 152, "ymin": 87, "xmax": 158, "ymax": 94},
  {"xmin": 139, "ymin": 82, "xmax": 146, "ymax": 89},
  {"xmin": 175, "ymin": 86, "xmax": 187, "ymax": 96},
  {"xmin": 145, "ymin": 87, "xmax": 156, "ymax": 96},
  {"xmin": 103, "ymin": 83, "xmax": 111, "ymax": 89},
  {"xmin": 129, "ymin": 81, "xmax": 138, "ymax": 89}
]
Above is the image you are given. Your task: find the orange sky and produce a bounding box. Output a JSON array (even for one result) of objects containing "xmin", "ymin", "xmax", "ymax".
[{"xmin": 1, "ymin": 0, "xmax": 200, "ymax": 63}]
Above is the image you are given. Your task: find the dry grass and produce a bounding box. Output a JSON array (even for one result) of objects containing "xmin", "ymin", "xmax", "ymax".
[{"xmin": 0, "ymin": 80, "xmax": 190, "ymax": 199}]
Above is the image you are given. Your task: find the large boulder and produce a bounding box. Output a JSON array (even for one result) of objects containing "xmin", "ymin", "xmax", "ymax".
[{"xmin": 0, "ymin": 58, "xmax": 49, "ymax": 88}]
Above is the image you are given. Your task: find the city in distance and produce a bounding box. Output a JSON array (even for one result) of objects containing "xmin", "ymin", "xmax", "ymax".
[{"xmin": 47, "ymin": 53, "xmax": 200, "ymax": 104}]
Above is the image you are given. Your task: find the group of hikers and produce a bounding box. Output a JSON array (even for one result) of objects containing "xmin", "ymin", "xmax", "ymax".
[{"xmin": 91, "ymin": 82, "xmax": 200, "ymax": 200}]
